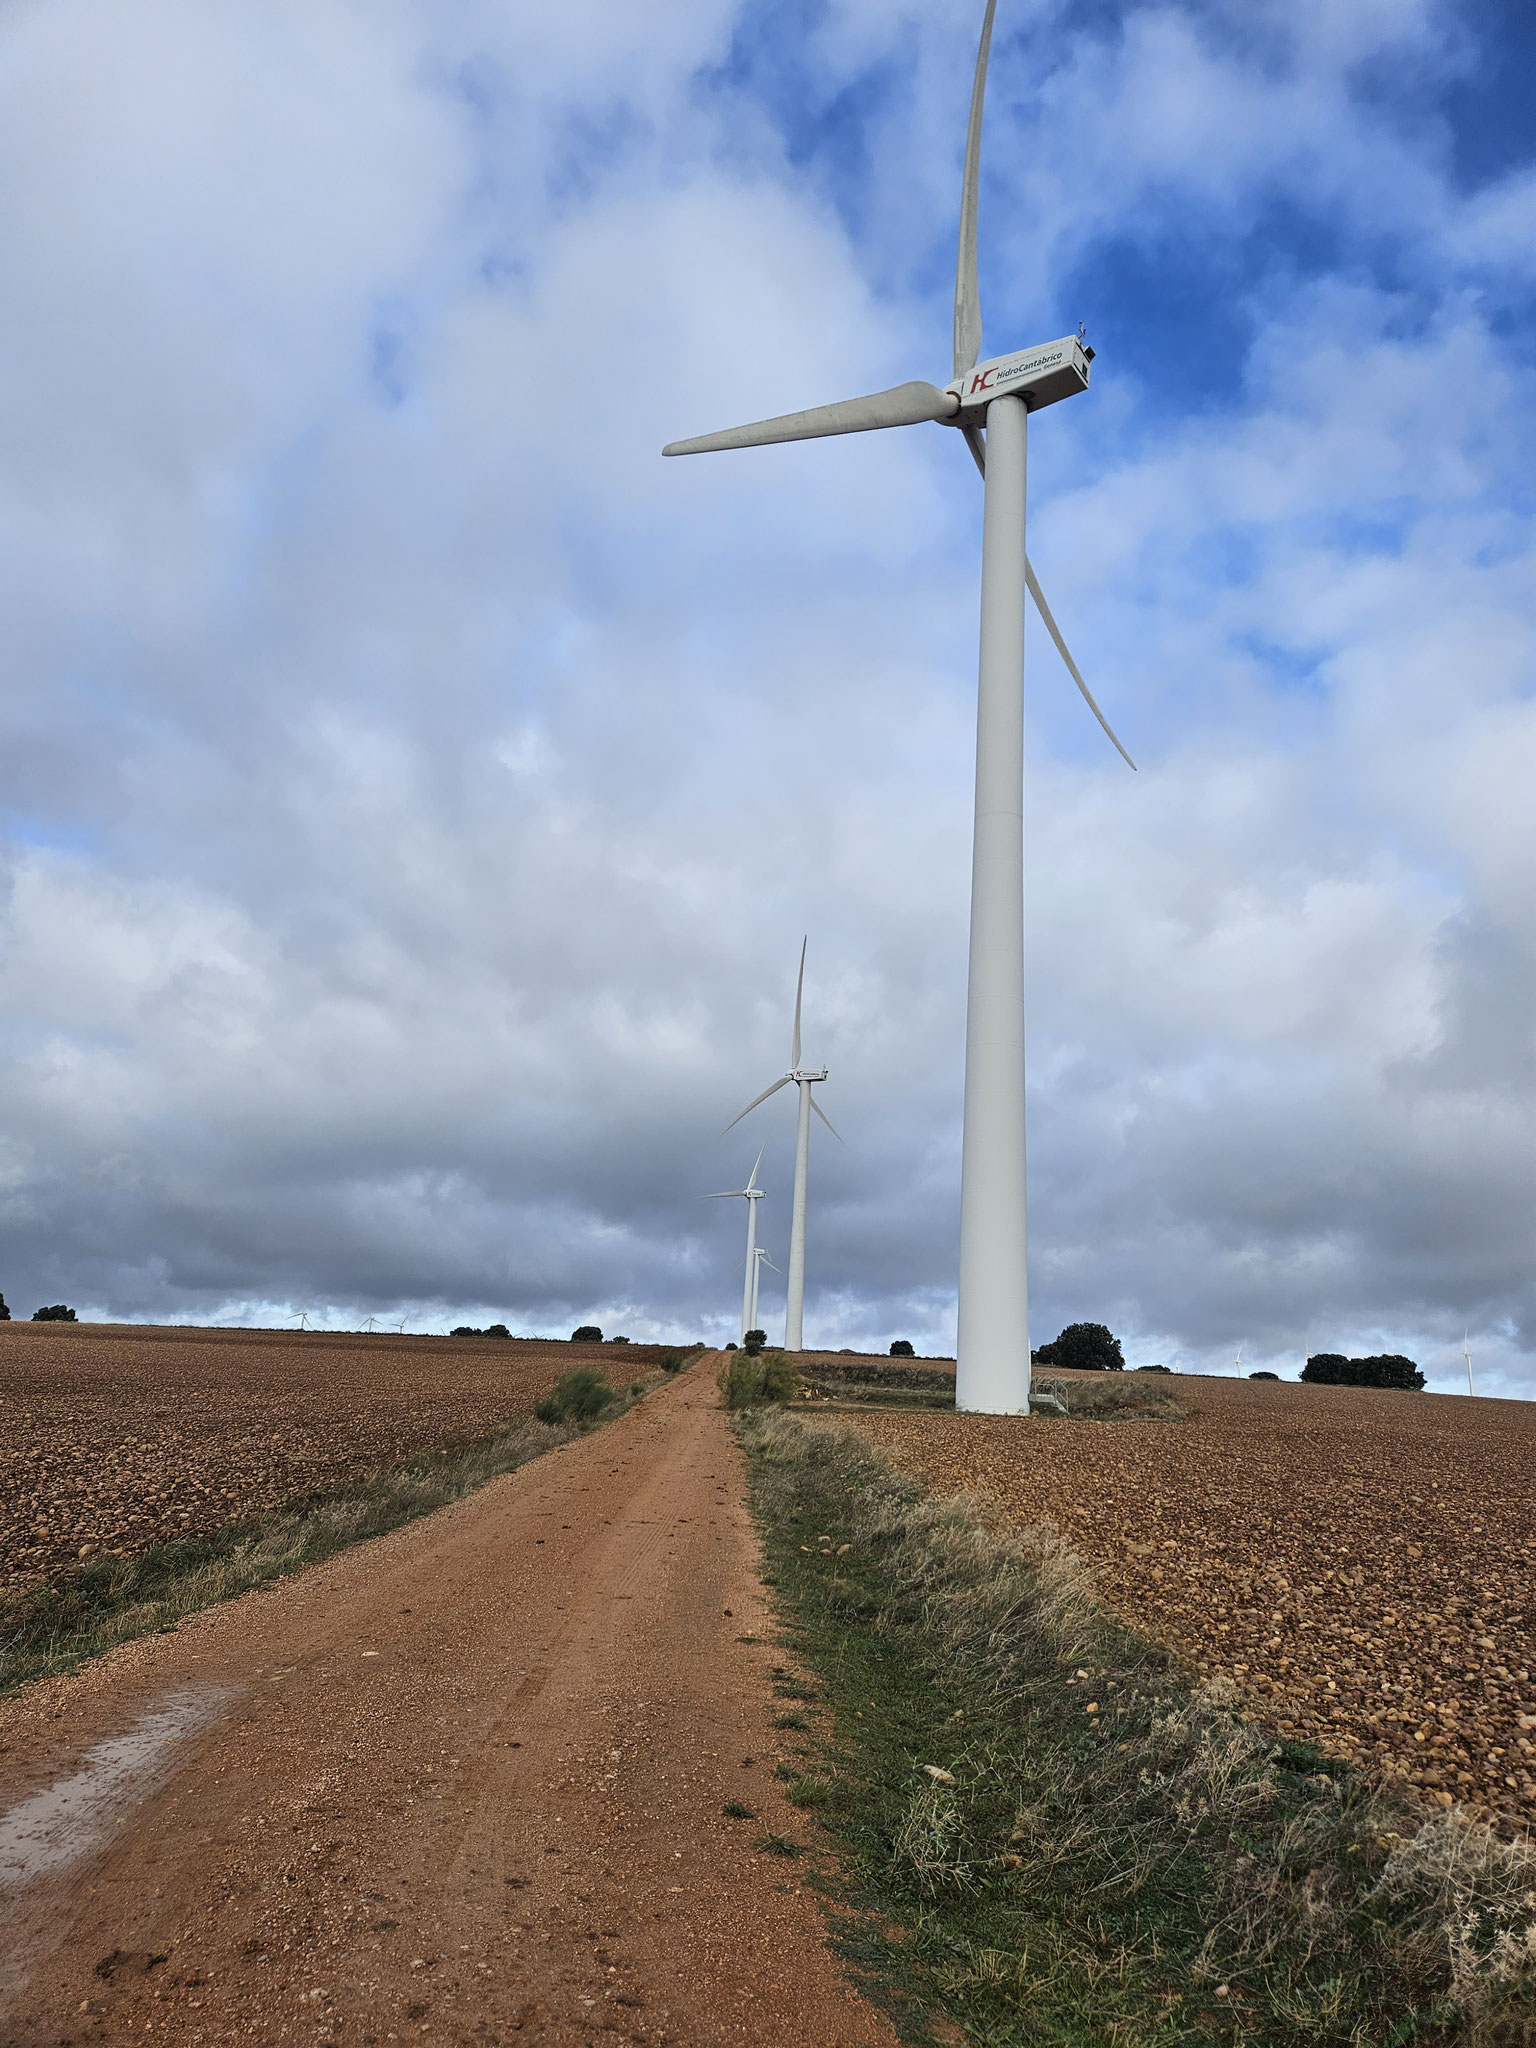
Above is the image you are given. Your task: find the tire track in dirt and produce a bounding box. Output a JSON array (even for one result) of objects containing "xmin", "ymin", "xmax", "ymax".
[{"xmin": 0, "ymin": 1361, "xmax": 894, "ymax": 2046}]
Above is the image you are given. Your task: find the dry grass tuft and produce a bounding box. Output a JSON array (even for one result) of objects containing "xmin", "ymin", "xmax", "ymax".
[
  {"xmin": 851, "ymin": 1382, "xmax": 1536, "ymax": 1833},
  {"xmin": 1031, "ymin": 1373, "xmax": 1187, "ymax": 1421},
  {"xmin": 741, "ymin": 1408, "xmax": 1536, "ymax": 2045}
]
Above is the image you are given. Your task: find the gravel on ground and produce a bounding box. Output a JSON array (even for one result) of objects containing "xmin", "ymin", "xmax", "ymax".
[{"xmin": 851, "ymin": 1373, "xmax": 1536, "ymax": 1834}]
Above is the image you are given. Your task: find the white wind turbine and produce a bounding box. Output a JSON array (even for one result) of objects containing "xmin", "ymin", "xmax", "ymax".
[
  {"xmin": 706, "ymin": 1144, "xmax": 767, "ymax": 1345},
  {"xmin": 1463, "ymin": 1330, "xmax": 1474, "ymax": 1397},
  {"xmin": 750, "ymin": 1244, "xmax": 780, "ymax": 1339},
  {"xmin": 724, "ymin": 940, "xmax": 841, "ymax": 1353},
  {"xmin": 666, "ymin": 0, "xmax": 1133, "ymax": 1413}
]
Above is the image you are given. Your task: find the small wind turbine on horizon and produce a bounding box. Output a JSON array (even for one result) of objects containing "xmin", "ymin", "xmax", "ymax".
[
  {"xmin": 724, "ymin": 940, "xmax": 842, "ymax": 1352},
  {"xmin": 1464, "ymin": 1331, "xmax": 1474, "ymax": 1397},
  {"xmin": 750, "ymin": 1244, "xmax": 780, "ymax": 1340},
  {"xmin": 666, "ymin": 0, "xmax": 1134, "ymax": 1413},
  {"xmin": 707, "ymin": 1144, "xmax": 768, "ymax": 1345}
]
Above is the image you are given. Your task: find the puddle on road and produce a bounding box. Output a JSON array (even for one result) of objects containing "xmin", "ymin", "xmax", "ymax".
[{"xmin": 0, "ymin": 1690, "xmax": 231, "ymax": 1889}]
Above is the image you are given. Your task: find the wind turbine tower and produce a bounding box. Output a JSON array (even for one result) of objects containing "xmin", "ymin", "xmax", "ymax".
[
  {"xmin": 707, "ymin": 1146, "xmax": 767, "ymax": 1345},
  {"xmin": 666, "ymin": 1, "xmax": 1134, "ymax": 1411},
  {"xmin": 725, "ymin": 941, "xmax": 841, "ymax": 1352},
  {"xmin": 1464, "ymin": 1331, "xmax": 1474, "ymax": 1397}
]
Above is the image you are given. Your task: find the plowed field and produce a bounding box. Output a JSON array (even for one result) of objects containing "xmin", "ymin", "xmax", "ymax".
[
  {"xmin": 852, "ymin": 1374, "xmax": 1536, "ymax": 1834},
  {"xmin": 0, "ymin": 1324, "xmax": 681, "ymax": 1597}
]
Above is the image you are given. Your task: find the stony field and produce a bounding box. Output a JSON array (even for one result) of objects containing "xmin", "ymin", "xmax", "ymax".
[
  {"xmin": 852, "ymin": 1372, "xmax": 1536, "ymax": 1835},
  {"xmin": 0, "ymin": 1323, "xmax": 682, "ymax": 1597}
]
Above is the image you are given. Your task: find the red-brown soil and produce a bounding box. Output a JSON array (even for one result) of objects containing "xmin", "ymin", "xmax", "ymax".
[
  {"xmin": 0, "ymin": 1359, "xmax": 895, "ymax": 2046},
  {"xmin": 0, "ymin": 1324, "xmax": 683, "ymax": 1596},
  {"xmin": 851, "ymin": 1373, "xmax": 1536, "ymax": 1833}
]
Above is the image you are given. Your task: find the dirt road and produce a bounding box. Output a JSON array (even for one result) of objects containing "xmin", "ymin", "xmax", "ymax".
[{"xmin": 0, "ymin": 1362, "xmax": 894, "ymax": 2046}]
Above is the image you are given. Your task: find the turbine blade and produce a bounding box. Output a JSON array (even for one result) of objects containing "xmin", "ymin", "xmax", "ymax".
[
  {"xmin": 954, "ymin": 0, "xmax": 999, "ymax": 379},
  {"xmin": 961, "ymin": 421, "xmax": 987, "ymax": 477},
  {"xmin": 723, "ymin": 1074, "xmax": 792, "ymax": 1132},
  {"xmin": 705, "ymin": 1190, "xmax": 749, "ymax": 1199},
  {"xmin": 1024, "ymin": 559, "xmax": 1138, "ymax": 771},
  {"xmin": 810, "ymin": 1094, "xmax": 845, "ymax": 1144},
  {"xmin": 791, "ymin": 936, "xmax": 806, "ymax": 1068},
  {"xmin": 664, "ymin": 382, "xmax": 957, "ymax": 458},
  {"xmin": 746, "ymin": 1142, "xmax": 765, "ymax": 1193}
]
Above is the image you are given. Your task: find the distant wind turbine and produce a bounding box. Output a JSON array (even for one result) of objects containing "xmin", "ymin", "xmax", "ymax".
[
  {"xmin": 725, "ymin": 940, "xmax": 841, "ymax": 1352},
  {"xmin": 1464, "ymin": 1331, "xmax": 1474, "ymax": 1397},
  {"xmin": 1234, "ymin": 1343, "xmax": 1244, "ymax": 1376},
  {"xmin": 707, "ymin": 1145, "xmax": 767, "ymax": 1345},
  {"xmin": 666, "ymin": 0, "xmax": 1134, "ymax": 1412},
  {"xmin": 750, "ymin": 1245, "xmax": 780, "ymax": 1339}
]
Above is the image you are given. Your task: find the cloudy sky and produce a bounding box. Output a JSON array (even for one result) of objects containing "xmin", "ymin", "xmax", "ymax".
[{"xmin": 0, "ymin": 0, "xmax": 1532, "ymax": 1391}]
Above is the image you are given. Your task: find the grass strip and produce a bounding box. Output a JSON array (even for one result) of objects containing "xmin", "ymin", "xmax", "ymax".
[
  {"xmin": 0, "ymin": 1376, "xmax": 662, "ymax": 1697},
  {"xmin": 739, "ymin": 1408, "xmax": 1536, "ymax": 2048}
]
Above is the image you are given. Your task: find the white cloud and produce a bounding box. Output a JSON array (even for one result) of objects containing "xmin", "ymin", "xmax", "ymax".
[{"xmin": 0, "ymin": 0, "xmax": 1531, "ymax": 1395}]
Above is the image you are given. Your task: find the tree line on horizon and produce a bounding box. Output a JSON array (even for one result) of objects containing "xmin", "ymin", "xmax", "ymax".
[
  {"xmin": 1027, "ymin": 1321, "xmax": 1426, "ymax": 1389},
  {"xmin": 0, "ymin": 1295, "xmax": 77, "ymax": 1322}
]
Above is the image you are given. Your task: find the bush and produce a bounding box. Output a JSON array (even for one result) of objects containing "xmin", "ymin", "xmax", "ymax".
[
  {"xmin": 535, "ymin": 1367, "xmax": 616, "ymax": 1427},
  {"xmin": 570, "ymin": 1325, "xmax": 602, "ymax": 1343},
  {"xmin": 889, "ymin": 1339, "xmax": 915, "ymax": 1357},
  {"xmin": 608, "ymin": 1334, "xmax": 629, "ymax": 1344},
  {"xmin": 1302, "ymin": 1352, "xmax": 1424, "ymax": 1390},
  {"xmin": 743, "ymin": 1328, "xmax": 766, "ymax": 1355},
  {"xmin": 1032, "ymin": 1321, "xmax": 1123, "ymax": 1371},
  {"xmin": 660, "ymin": 1350, "xmax": 684, "ymax": 1373},
  {"xmin": 0, "ymin": 1293, "xmax": 9, "ymax": 1321},
  {"xmin": 485, "ymin": 1323, "xmax": 510, "ymax": 1339},
  {"xmin": 1135, "ymin": 1363, "xmax": 1172, "ymax": 1374},
  {"xmin": 1249, "ymin": 1370, "xmax": 1280, "ymax": 1381},
  {"xmin": 32, "ymin": 1304, "xmax": 77, "ymax": 1323},
  {"xmin": 725, "ymin": 1341, "xmax": 738, "ymax": 1351},
  {"xmin": 451, "ymin": 1322, "xmax": 513, "ymax": 1339},
  {"xmin": 718, "ymin": 1350, "xmax": 800, "ymax": 1411}
]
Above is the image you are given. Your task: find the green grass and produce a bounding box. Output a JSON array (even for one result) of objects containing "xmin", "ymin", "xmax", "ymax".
[
  {"xmin": 0, "ymin": 1378, "xmax": 661, "ymax": 1697},
  {"xmin": 738, "ymin": 1410, "xmax": 1536, "ymax": 2048},
  {"xmin": 535, "ymin": 1364, "xmax": 619, "ymax": 1426},
  {"xmin": 718, "ymin": 1349, "xmax": 800, "ymax": 1410}
]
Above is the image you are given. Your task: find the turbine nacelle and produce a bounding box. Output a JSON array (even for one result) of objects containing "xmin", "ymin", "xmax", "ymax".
[{"xmin": 945, "ymin": 334, "xmax": 1093, "ymax": 426}]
